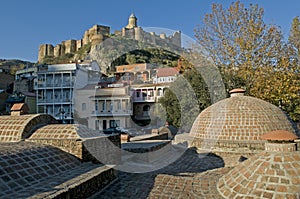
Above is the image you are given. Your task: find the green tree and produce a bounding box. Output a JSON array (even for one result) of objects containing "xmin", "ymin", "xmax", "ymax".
[
  {"xmin": 289, "ymin": 16, "xmax": 300, "ymax": 53},
  {"xmin": 159, "ymin": 69, "xmax": 211, "ymax": 130},
  {"xmin": 194, "ymin": 1, "xmax": 300, "ymax": 121},
  {"xmin": 194, "ymin": 1, "xmax": 283, "ymax": 92}
]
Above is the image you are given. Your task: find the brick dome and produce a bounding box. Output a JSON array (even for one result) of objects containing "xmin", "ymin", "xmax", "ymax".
[
  {"xmin": 190, "ymin": 90, "xmax": 296, "ymax": 151},
  {"xmin": 0, "ymin": 114, "xmax": 57, "ymax": 142},
  {"xmin": 27, "ymin": 124, "xmax": 109, "ymax": 160},
  {"xmin": 0, "ymin": 142, "xmax": 99, "ymax": 198},
  {"xmin": 217, "ymin": 151, "xmax": 300, "ymax": 198},
  {"xmin": 28, "ymin": 124, "xmax": 103, "ymax": 140}
]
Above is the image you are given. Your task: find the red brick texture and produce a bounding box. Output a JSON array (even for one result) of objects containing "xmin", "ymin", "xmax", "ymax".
[
  {"xmin": 261, "ymin": 130, "xmax": 298, "ymax": 141},
  {"xmin": 0, "ymin": 114, "xmax": 57, "ymax": 142},
  {"xmin": 217, "ymin": 151, "xmax": 300, "ymax": 198},
  {"xmin": 190, "ymin": 95, "xmax": 296, "ymax": 151}
]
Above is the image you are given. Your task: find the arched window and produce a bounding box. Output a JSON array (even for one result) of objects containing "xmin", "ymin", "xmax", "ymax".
[{"xmin": 143, "ymin": 105, "xmax": 150, "ymax": 116}]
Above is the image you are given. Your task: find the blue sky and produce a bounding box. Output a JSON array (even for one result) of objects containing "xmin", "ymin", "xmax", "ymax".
[{"xmin": 0, "ymin": 0, "xmax": 299, "ymax": 62}]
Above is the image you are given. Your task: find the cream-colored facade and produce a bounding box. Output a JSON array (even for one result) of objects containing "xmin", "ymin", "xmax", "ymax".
[{"xmin": 75, "ymin": 83, "xmax": 133, "ymax": 131}]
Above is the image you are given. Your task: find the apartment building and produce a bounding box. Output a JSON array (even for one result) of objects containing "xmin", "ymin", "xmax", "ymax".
[{"xmin": 35, "ymin": 61, "xmax": 101, "ymax": 123}]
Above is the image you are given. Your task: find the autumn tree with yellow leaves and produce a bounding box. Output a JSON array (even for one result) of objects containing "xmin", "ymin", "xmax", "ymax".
[{"xmin": 194, "ymin": 1, "xmax": 300, "ymax": 121}]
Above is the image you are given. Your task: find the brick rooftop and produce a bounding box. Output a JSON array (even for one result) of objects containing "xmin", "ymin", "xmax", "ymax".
[
  {"xmin": 261, "ymin": 130, "xmax": 299, "ymax": 141},
  {"xmin": 29, "ymin": 124, "xmax": 104, "ymax": 140},
  {"xmin": 0, "ymin": 114, "xmax": 56, "ymax": 142},
  {"xmin": 190, "ymin": 94, "xmax": 296, "ymax": 150},
  {"xmin": 218, "ymin": 151, "xmax": 300, "ymax": 198},
  {"xmin": 90, "ymin": 147, "xmax": 231, "ymax": 199},
  {"xmin": 0, "ymin": 142, "xmax": 100, "ymax": 198}
]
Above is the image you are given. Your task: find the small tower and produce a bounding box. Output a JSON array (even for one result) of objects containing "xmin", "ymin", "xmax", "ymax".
[{"xmin": 126, "ymin": 13, "xmax": 137, "ymax": 29}]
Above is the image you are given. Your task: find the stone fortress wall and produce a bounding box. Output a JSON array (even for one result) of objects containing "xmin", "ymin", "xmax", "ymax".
[
  {"xmin": 38, "ymin": 25, "xmax": 110, "ymax": 62},
  {"xmin": 38, "ymin": 14, "xmax": 181, "ymax": 62}
]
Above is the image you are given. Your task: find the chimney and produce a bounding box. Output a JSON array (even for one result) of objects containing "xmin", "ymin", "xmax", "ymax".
[
  {"xmin": 229, "ymin": 88, "xmax": 246, "ymax": 97},
  {"xmin": 261, "ymin": 130, "xmax": 298, "ymax": 152},
  {"xmin": 10, "ymin": 103, "xmax": 29, "ymax": 116}
]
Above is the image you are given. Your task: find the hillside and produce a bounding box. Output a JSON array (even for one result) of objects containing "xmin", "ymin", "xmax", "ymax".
[
  {"xmin": 0, "ymin": 59, "xmax": 34, "ymax": 75},
  {"xmin": 0, "ymin": 59, "xmax": 34, "ymax": 94}
]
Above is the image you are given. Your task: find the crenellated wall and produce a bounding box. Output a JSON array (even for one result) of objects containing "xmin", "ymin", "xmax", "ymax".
[
  {"xmin": 38, "ymin": 25, "xmax": 110, "ymax": 63},
  {"xmin": 37, "ymin": 14, "xmax": 182, "ymax": 63}
]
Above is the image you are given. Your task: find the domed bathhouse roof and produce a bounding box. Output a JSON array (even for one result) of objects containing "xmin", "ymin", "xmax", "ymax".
[
  {"xmin": 217, "ymin": 131, "xmax": 300, "ymax": 198},
  {"xmin": 0, "ymin": 114, "xmax": 57, "ymax": 142},
  {"xmin": 0, "ymin": 114, "xmax": 120, "ymax": 198},
  {"xmin": 28, "ymin": 124, "xmax": 103, "ymax": 140},
  {"xmin": 27, "ymin": 124, "xmax": 121, "ymax": 163},
  {"xmin": 189, "ymin": 88, "xmax": 297, "ymax": 165}
]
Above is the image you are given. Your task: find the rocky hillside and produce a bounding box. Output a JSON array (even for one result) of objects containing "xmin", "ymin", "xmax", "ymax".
[
  {"xmin": 87, "ymin": 36, "xmax": 182, "ymax": 74},
  {"xmin": 0, "ymin": 59, "xmax": 34, "ymax": 93},
  {"xmin": 0, "ymin": 59, "xmax": 34, "ymax": 75}
]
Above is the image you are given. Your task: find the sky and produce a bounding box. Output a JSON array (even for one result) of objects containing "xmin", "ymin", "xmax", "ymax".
[{"xmin": 0, "ymin": 0, "xmax": 299, "ymax": 63}]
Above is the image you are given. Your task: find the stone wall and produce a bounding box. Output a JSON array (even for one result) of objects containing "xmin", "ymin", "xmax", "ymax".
[
  {"xmin": 130, "ymin": 132, "xmax": 169, "ymax": 142},
  {"xmin": 38, "ymin": 18, "xmax": 181, "ymax": 63},
  {"xmin": 190, "ymin": 138, "xmax": 265, "ymax": 152},
  {"xmin": 121, "ymin": 27, "xmax": 181, "ymax": 49},
  {"xmin": 38, "ymin": 44, "xmax": 54, "ymax": 62},
  {"xmin": 82, "ymin": 134, "xmax": 121, "ymax": 164},
  {"xmin": 38, "ymin": 25, "xmax": 110, "ymax": 62}
]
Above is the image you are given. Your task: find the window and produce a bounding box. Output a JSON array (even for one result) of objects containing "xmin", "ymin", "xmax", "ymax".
[
  {"xmin": 95, "ymin": 101, "xmax": 98, "ymax": 111},
  {"xmin": 103, "ymin": 120, "xmax": 107, "ymax": 130},
  {"xmin": 110, "ymin": 120, "xmax": 120, "ymax": 128},
  {"xmin": 65, "ymin": 91, "xmax": 70, "ymax": 101},
  {"xmin": 158, "ymin": 88, "xmax": 163, "ymax": 96},
  {"xmin": 143, "ymin": 105, "xmax": 150, "ymax": 116},
  {"xmin": 82, "ymin": 103, "xmax": 86, "ymax": 111},
  {"xmin": 110, "ymin": 101, "xmax": 113, "ymax": 112},
  {"xmin": 117, "ymin": 101, "xmax": 121, "ymax": 110},
  {"xmin": 95, "ymin": 120, "xmax": 100, "ymax": 130},
  {"xmin": 102, "ymin": 101, "xmax": 106, "ymax": 111}
]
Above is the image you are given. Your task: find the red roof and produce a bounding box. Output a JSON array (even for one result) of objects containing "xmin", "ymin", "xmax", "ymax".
[
  {"xmin": 229, "ymin": 88, "xmax": 246, "ymax": 94},
  {"xmin": 156, "ymin": 67, "xmax": 179, "ymax": 77},
  {"xmin": 261, "ymin": 130, "xmax": 298, "ymax": 141},
  {"xmin": 11, "ymin": 103, "xmax": 28, "ymax": 111}
]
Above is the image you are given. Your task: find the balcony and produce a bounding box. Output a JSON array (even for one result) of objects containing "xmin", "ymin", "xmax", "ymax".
[
  {"xmin": 133, "ymin": 96, "xmax": 155, "ymax": 103},
  {"xmin": 37, "ymin": 98, "xmax": 72, "ymax": 104},
  {"xmin": 91, "ymin": 109, "xmax": 133, "ymax": 117}
]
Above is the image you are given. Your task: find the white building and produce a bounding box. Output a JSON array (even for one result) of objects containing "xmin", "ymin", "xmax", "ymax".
[
  {"xmin": 35, "ymin": 61, "xmax": 101, "ymax": 123},
  {"xmin": 153, "ymin": 67, "xmax": 179, "ymax": 84}
]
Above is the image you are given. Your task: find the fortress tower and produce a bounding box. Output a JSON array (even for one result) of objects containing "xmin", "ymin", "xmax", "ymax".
[
  {"xmin": 37, "ymin": 14, "xmax": 182, "ymax": 63},
  {"xmin": 126, "ymin": 13, "xmax": 138, "ymax": 29}
]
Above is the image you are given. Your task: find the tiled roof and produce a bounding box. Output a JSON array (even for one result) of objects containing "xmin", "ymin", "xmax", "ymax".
[
  {"xmin": 229, "ymin": 88, "xmax": 246, "ymax": 94},
  {"xmin": 10, "ymin": 103, "xmax": 26, "ymax": 111},
  {"xmin": 218, "ymin": 151, "xmax": 300, "ymax": 198},
  {"xmin": 156, "ymin": 67, "xmax": 179, "ymax": 77},
  {"xmin": 261, "ymin": 130, "xmax": 299, "ymax": 141}
]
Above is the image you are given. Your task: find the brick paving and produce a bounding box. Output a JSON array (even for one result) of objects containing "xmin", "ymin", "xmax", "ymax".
[{"xmin": 90, "ymin": 147, "xmax": 232, "ymax": 199}]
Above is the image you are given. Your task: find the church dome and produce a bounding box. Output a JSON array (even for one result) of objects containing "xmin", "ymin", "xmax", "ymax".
[{"xmin": 190, "ymin": 89, "xmax": 296, "ymax": 152}]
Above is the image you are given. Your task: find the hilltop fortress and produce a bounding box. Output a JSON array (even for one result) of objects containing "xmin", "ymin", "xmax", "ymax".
[{"xmin": 38, "ymin": 14, "xmax": 181, "ymax": 63}]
